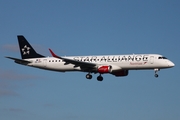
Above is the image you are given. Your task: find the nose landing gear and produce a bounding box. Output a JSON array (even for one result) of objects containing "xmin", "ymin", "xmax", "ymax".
[{"xmin": 154, "ymin": 68, "xmax": 159, "ymax": 78}]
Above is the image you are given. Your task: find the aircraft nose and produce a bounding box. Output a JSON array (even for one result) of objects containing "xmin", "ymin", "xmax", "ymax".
[{"xmin": 168, "ymin": 61, "xmax": 175, "ymax": 67}]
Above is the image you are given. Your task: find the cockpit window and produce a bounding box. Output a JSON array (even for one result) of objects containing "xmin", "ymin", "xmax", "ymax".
[{"xmin": 158, "ymin": 56, "xmax": 167, "ymax": 59}]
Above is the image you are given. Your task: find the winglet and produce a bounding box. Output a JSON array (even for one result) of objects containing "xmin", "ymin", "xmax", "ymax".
[{"xmin": 49, "ymin": 49, "xmax": 61, "ymax": 59}]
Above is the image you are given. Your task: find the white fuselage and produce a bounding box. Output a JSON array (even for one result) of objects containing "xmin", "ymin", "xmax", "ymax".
[
  {"xmin": 23, "ymin": 54, "xmax": 174, "ymax": 72},
  {"xmin": 7, "ymin": 35, "xmax": 175, "ymax": 80}
]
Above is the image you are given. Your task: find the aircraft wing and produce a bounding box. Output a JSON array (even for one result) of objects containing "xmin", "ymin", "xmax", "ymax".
[
  {"xmin": 5, "ymin": 56, "xmax": 32, "ymax": 64},
  {"xmin": 49, "ymin": 49, "xmax": 97, "ymax": 68}
]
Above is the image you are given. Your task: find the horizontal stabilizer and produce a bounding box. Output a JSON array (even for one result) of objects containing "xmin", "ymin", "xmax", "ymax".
[{"xmin": 5, "ymin": 56, "xmax": 31, "ymax": 65}]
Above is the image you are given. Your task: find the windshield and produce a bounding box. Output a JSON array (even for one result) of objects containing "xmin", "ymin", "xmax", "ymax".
[{"xmin": 158, "ymin": 56, "xmax": 167, "ymax": 59}]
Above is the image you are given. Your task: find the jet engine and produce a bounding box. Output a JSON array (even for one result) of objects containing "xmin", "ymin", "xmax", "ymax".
[
  {"xmin": 97, "ymin": 66, "xmax": 112, "ymax": 73},
  {"xmin": 111, "ymin": 70, "xmax": 129, "ymax": 77}
]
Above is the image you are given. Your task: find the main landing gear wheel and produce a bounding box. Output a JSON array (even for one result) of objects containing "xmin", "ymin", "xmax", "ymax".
[
  {"xmin": 154, "ymin": 68, "xmax": 159, "ymax": 78},
  {"xmin": 97, "ymin": 75, "xmax": 103, "ymax": 81},
  {"xmin": 86, "ymin": 74, "xmax": 92, "ymax": 79}
]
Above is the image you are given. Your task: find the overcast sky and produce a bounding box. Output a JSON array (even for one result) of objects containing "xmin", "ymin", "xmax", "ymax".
[{"xmin": 0, "ymin": 0, "xmax": 180, "ymax": 120}]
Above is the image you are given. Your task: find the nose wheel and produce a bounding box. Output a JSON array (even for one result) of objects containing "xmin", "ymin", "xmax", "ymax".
[
  {"xmin": 154, "ymin": 68, "xmax": 159, "ymax": 78},
  {"xmin": 155, "ymin": 74, "xmax": 158, "ymax": 78}
]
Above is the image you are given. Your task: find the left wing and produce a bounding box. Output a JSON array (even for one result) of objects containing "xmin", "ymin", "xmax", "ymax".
[{"xmin": 49, "ymin": 49, "xmax": 97, "ymax": 68}]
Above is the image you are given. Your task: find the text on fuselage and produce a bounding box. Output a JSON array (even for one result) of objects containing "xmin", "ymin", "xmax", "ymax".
[{"xmin": 73, "ymin": 55, "xmax": 149, "ymax": 62}]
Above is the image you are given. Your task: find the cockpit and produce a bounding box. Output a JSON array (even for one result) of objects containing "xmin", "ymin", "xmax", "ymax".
[{"xmin": 158, "ymin": 56, "xmax": 167, "ymax": 59}]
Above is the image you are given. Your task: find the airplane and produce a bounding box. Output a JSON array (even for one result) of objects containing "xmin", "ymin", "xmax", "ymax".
[{"xmin": 6, "ymin": 35, "xmax": 175, "ymax": 81}]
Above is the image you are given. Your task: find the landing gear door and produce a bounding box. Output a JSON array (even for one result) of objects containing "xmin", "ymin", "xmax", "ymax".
[{"xmin": 150, "ymin": 56, "xmax": 154, "ymax": 64}]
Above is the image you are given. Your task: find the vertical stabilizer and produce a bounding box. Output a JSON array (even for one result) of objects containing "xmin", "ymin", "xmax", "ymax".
[{"xmin": 17, "ymin": 35, "xmax": 44, "ymax": 59}]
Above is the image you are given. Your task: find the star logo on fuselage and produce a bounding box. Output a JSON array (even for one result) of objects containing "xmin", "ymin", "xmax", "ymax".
[{"xmin": 22, "ymin": 45, "xmax": 31, "ymax": 55}]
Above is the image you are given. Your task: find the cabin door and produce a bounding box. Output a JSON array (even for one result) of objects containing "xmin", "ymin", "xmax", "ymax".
[
  {"xmin": 150, "ymin": 56, "xmax": 154, "ymax": 64},
  {"xmin": 43, "ymin": 59, "xmax": 47, "ymax": 67}
]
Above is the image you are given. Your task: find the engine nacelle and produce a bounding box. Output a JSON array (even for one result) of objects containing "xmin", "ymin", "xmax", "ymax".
[
  {"xmin": 111, "ymin": 70, "xmax": 129, "ymax": 77},
  {"xmin": 98, "ymin": 66, "xmax": 112, "ymax": 73}
]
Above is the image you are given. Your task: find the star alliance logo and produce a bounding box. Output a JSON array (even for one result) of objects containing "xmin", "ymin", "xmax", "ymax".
[{"xmin": 22, "ymin": 45, "xmax": 31, "ymax": 55}]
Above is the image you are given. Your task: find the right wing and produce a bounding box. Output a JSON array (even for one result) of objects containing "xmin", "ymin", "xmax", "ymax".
[{"xmin": 49, "ymin": 49, "xmax": 97, "ymax": 68}]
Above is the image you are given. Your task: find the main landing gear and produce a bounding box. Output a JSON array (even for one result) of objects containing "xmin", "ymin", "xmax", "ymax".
[
  {"xmin": 85, "ymin": 73, "xmax": 103, "ymax": 81},
  {"xmin": 154, "ymin": 68, "xmax": 159, "ymax": 78},
  {"xmin": 86, "ymin": 73, "xmax": 92, "ymax": 79},
  {"xmin": 97, "ymin": 75, "xmax": 103, "ymax": 81}
]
